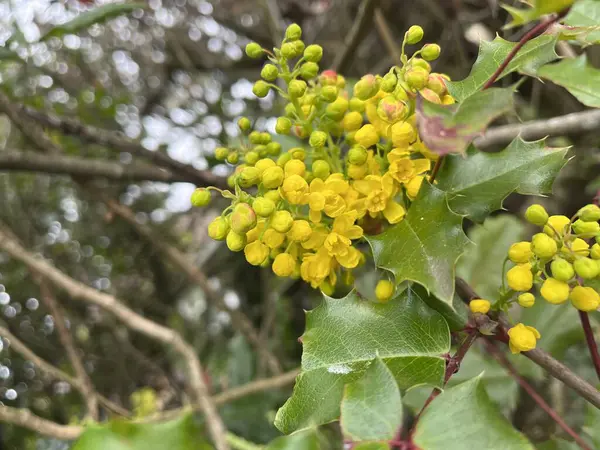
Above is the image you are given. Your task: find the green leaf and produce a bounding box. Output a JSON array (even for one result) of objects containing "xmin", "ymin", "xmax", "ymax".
[
  {"xmin": 266, "ymin": 429, "xmax": 320, "ymax": 450},
  {"xmin": 341, "ymin": 357, "xmax": 402, "ymax": 442},
  {"xmin": 503, "ymin": 0, "xmax": 574, "ymax": 28},
  {"xmin": 537, "ymin": 55, "xmax": 600, "ymax": 107},
  {"xmin": 563, "ymin": 0, "xmax": 600, "ymax": 44},
  {"xmin": 354, "ymin": 444, "xmax": 391, "ymax": 450},
  {"xmin": 41, "ymin": 3, "xmax": 146, "ymax": 41},
  {"xmin": 274, "ymin": 289, "xmax": 450, "ymax": 434},
  {"xmin": 366, "ymin": 182, "xmax": 470, "ymax": 305},
  {"xmin": 537, "ymin": 439, "xmax": 580, "ymax": 450},
  {"xmin": 447, "ymin": 35, "xmax": 558, "ymax": 101},
  {"xmin": 436, "ymin": 138, "xmax": 568, "ymax": 222},
  {"xmin": 73, "ymin": 415, "xmax": 209, "ymax": 450},
  {"xmin": 583, "ymin": 398, "xmax": 600, "ymax": 448},
  {"xmin": 416, "ymin": 88, "xmax": 514, "ymax": 156},
  {"xmin": 413, "ymin": 376, "xmax": 534, "ymax": 450},
  {"xmin": 416, "ymin": 286, "xmax": 469, "ymax": 332},
  {"xmin": 457, "ymin": 215, "xmax": 525, "ymax": 301}
]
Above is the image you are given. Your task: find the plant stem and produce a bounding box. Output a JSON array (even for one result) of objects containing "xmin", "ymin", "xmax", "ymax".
[
  {"xmin": 428, "ymin": 157, "xmax": 443, "ymax": 183},
  {"xmin": 485, "ymin": 340, "xmax": 591, "ymax": 450},
  {"xmin": 578, "ymin": 310, "xmax": 600, "ymax": 381}
]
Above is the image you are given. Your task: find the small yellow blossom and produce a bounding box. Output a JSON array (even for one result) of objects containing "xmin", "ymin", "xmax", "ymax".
[
  {"xmin": 469, "ymin": 299, "xmax": 491, "ymax": 314},
  {"xmin": 508, "ymin": 323, "xmax": 540, "ymax": 354}
]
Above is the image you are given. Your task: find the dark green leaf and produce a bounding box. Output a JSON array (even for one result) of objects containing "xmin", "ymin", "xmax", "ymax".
[
  {"xmin": 537, "ymin": 55, "xmax": 600, "ymax": 107},
  {"xmin": 366, "ymin": 182, "xmax": 470, "ymax": 305},
  {"xmin": 458, "ymin": 215, "xmax": 525, "ymax": 301},
  {"xmin": 341, "ymin": 357, "xmax": 402, "ymax": 441},
  {"xmin": 266, "ymin": 429, "xmax": 320, "ymax": 450},
  {"xmin": 437, "ymin": 138, "xmax": 568, "ymax": 222},
  {"xmin": 416, "ymin": 88, "xmax": 514, "ymax": 156},
  {"xmin": 503, "ymin": 0, "xmax": 574, "ymax": 28},
  {"xmin": 274, "ymin": 289, "xmax": 450, "ymax": 434},
  {"xmin": 413, "ymin": 376, "xmax": 534, "ymax": 450},
  {"xmin": 73, "ymin": 414, "xmax": 209, "ymax": 450},
  {"xmin": 413, "ymin": 285, "xmax": 468, "ymax": 332},
  {"xmin": 563, "ymin": 0, "xmax": 600, "ymax": 44},
  {"xmin": 41, "ymin": 3, "xmax": 146, "ymax": 41},
  {"xmin": 447, "ymin": 35, "xmax": 558, "ymax": 101}
]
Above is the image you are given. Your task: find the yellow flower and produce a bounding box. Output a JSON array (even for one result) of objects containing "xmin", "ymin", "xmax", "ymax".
[
  {"xmin": 281, "ymin": 174, "xmax": 309, "ymax": 205},
  {"xmin": 300, "ymin": 247, "xmax": 334, "ymax": 287},
  {"xmin": 353, "ymin": 174, "xmax": 405, "ymax": 224},
  {"xmin": 508, "ymin": 323, "xmax": 540, "ymax": 354},
  {"xmin": 262, "ymin": 228, "xmax": 285, "ymax": 249},
  {"xmin": 405, "ymin": 175, "xmax": 424, "ymax": 200},
  {"xmin": 390, "ymin": 121, "xmax": 416, "ymax": 148},
  {"xmin": 246, "ymin": 220, "xmax": 267, "ymax": 243},
  {"xmin": 506, "ymin": 263, "xmax": 533, "ymax": 291},
  {"xmin": 272, "ymin": 253, "xmax": 296, "ymax": 277},
  {"xmin": 308, "ymin": 177, "xmax": 347, "ymax": 222},
  {"xmin": 354, "ymin": 124, "xmax": 379, "ymax": 148},
  {"xmin": 323, "ymin": 212, "xmax": 364, "ymax": 268},
  {"xmin": 570, "ymin": 286, "xmax": 600, "ymax": 312},
  {"xmin": 262, "ymin": 166, "xmax": 285, "ymax": 189},
  {"xmin": 540, "ymin": 277, "xmax": 570, "ymax": 304},
  {"xmin": 302, "ymin": 226, "xmax": 329, "ymax": 250},
  {"xmin": 271, "ymin": 210, "xmax": 294, "ymax": 233},
  {"xmin": 469, "ymin": 299, "xmax": 491, "ymax": 314},
  {"xmin": 244, "ymin": 241, "xmax": 269, "ymax": 266},
  {"xmin": 387, "ymin": 154, "xmax": 430, "ymax": 185},
  {"xmin": 508, "ymin": 242, "xmax": 533, "ymax": 264},
  {"xmin": 288, "ymin": 220, "xmax": 312, "ymax": 242}
]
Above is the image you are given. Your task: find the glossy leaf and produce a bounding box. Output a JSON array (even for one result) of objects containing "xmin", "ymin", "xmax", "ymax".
[
  {"xmin": 341, "ymin": 357, "xmax": 402, "ymax": 442},
  {"xmin": 73, "ymin": 415, "xmax": 209, "ymax": 450},
  {"xmin": 41, "ymin": 3, "xmax": 146, "ymax": 41},
  {"xmin": 416, "ymin": 88, "xmax": 513, "ymax": 156},
  {"xmin": 415, "ymin": 286, "xmax": 469, "ymax": 332},
  {"xmin": 437, "ymin": 138, "xmax": 568, "ymax": 222},
  {"xmin": 503, "ymin": 0, "xmax": 574, "ymax": 28},
  {"xmin": 537, "ymin": 55, "xmax": 600, "ymax": 107},
  {"xmin": 266, "ymin": 429, "xmax": 320, "ymax": 450},
  {"xmin": 447, "ymin": 35, "xmax": 558, "ymax": 101},
  {"xmin": 274, "ymin": 289, "xmax": 450, "ymax": 434},
  {"xmin": 457, "ymin": 215, "xmax": 525, "ymax": 301},
  {"xmin": 413, "ymin": 376, "xmax": 534, "ymax": 450},
  {"xmin": 563, "ymin": 0, "xmax": 600, "ymax": 44},
  {"xmin": 367, "ymin": 182, "xmax": 470, "ymax": 304}
]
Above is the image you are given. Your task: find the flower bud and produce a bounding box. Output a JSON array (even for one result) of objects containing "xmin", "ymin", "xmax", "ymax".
[
  {"xmin": 261, "ymin": 64, "xmax": 279, "ymax": 82},
  {"xmin": 245, "ymin": 151, "xmax": 259, "ymax": 165},
  {"xmin": 227, "ymin": 174, "xmax": 236, "ymax": 188},
  {"xmin": 342, "ymin": 112, "xmax": 362, "ymax": 133},
  {"xmin": 304, "ymin": 44, "xmax": 323, "ymax": 62},
  {"xmin": 353, "ymin": 74, "xmax": 380, "ymax": 101},
  {"xmin": 578, "ymin": 204, "xmax": 600, "ymax": 222},
  {"xmin": 405, "ymin": 25, "xmax": 424, "ymax": 44},
  {"xmin": 525, "ymin": 204, "xmax": 548, "ymax": 226},
  {"xmin": 574, "ymin": 257, "xmax": 599, "ymax": 279},
  {"xmin": 421, "ymin": 43, "xmax": 441, "ymax": 61},
  {"xmin": 275, "ymin": 117, "xmax": 292, "ymax": 135},
  {"xmin": 277, "ymin": 152, "xmax": 292, "ymax": 167},
  {"xmin": 411, "ymin": 58, "xmax": 431, "ymax": 72},
  {"xmin": 300, "ymin": 62, "xmax": 319, "ymax": 79},
  {"xmin": 376, "ymin": 280, "xmax": 395, "ymax": 303},
  {"xmin": 469, "ymin": 298, "xmax": 491, "ymax": 314},
  {"xmin": 390, "ymin": 121, "xmax": 416, "ymax": 148},
  {"xmin": 267, "ymin": 142, "xmax": 282, "ymax": 156},
  {"xmin": 507, "ymin": 263, "xmax": 533, "ymax": 291},
  {"xmin": 312, "ymin": 160, "xmax": 331, "ymax": 180},
  {"xmin": 406, "ymin": 67, "xmax": 429, "ymax": 90},
  {"xmin": 381, "ymin": 72, "xmax": 398, "ymax": 93},
  {"xmin": 377, "ymin": 96, "xmax": 408, "ymax": 123},
  {"xmin": 293, "ymin": 40, "xmax": 305, "ymax": 55},
  {"xmin": 271, "ymin": 210, "xmax": 294, "ymax": 233},
  {"xmin": 244, "ymin": 241, "xmax": 270, "ymax": 266},
  {"xmin": 285, "ymin": 23, "xmax": 302, "ymax": 41},
  {"xmin": 541, "ymin": 278, "xmax": 570, "ymax": 304},
  {"xmin": 508, "ymin": 323, "xmax": 540, "ymax": 354},
  {"xmin": 208, "ymin": 216, "xmax": 230, "ymax": 241},
  {"xmin": 264, "ymin": 190, "xmax": 281, "ymax": 204},
  {"xmin": 321, "ymin": 85, "xmax": 338, "ymax": 102},
  {"xmin": 226, "ymin": 230, "xmax": 247, "ymax": 252},
  {"xmin": 273, "ymin": 253, "xmax": 296, "ymax": 277},
  {"xmin": 518, "ymin": 293, "xmax": 535, "ymax": 308},
  {"xmin": 245, "ymin": 42, "xmax": 263, "ymax": 58},
  {"xmin": 420, "ymin": 88, "xmax": 442, "ymax": 104},
  {"xmin": 573, "ymin": 219, "xmax": 600, "ymax": 236},
  {"xmin": 591, "ymin": 243, "xmax": 600, "ymax": 260},
  {"xmin": 354, "ymin": 124, "xmax": 379, "ymax": 148},
  {"xmin": 253, "ymin": 80, "xmax": 270, "ymax": 98},
  {"xmin": 288, "ymin": 79, "xmax": 307, "ymax": 98},
  {"xmin": 531, "ymin": 233, "xmax": 557, "ymax": 260},
  {"xmin": 237, "ymin": 117, "xmax": 251, "ymax": 133},
  {"xmin": 252, "ymin": 197, "xmax": 275, "ymax": 217},
  {"xmin": 325, "ymin": 96, "xmax": 349, "ymax": 121},
  {"xmin": 308, "ymin": 131, "xmax": 327, "ymax": 149},
  {"xmin": 544, "ymin": 215, "xmax": 571, "ymax": 237},
  {"xmin": 284, "ymin": 159, "xmax": 306, "ymax": 177},
  {"xmin": 348, "ymin": 146, "xmax": 368, "ymax": 165},
  {"xmin": 570, "ymin": 286, "xmax": 600, "ymax": 312},
  {"xmin": 191, "ymin": 188, "xmax": 211, "ymax": 207},
  {"xmin": 230, "ymin": 203, "xmax": 257, "ymax": 234},
  {"xmin": 227, "ymin": 152, "xmax": 239, "ymax": 165},
  {"xmin": 393, "ymin": 84, "xmax": 409, "ymax": 102},
  {"xmin": 441, "ymin": 95, "xmax": 456, "ymax": 105},
  {"xmin": 427, "ymin": 74, "xmax": 447, "ymax": 96},
  {"xmin": 288, "ymin": 220, "xmax": 312, "ymax": 242},
  {"xmin": 551, "ymin": 258, "xmax": 575, "ymax": 282},
  {"xmin": 508, "ymin": 241, "xmax": 533, "ymax": 264},
  {"xmin": 254, "ymin": 145, "xmax": 267, "ymax": 158},
  {"xmin": 259, "ymin": 132, "xmax": 272, "ymax": 144},
  {"xmin": 215, "ymin": 147, "xmax": 229, "ymax": 161},
  {"xmin": 280, "ymin": 42, "xmax": 296, "ymax": 59},
  {"xmin": 262, "ymin": 166, "xmax": 285, "ymax": 189},
  {"xmin": 349, "ymin": 97, "xmax": 366, "ymax": 112},
  {"xmin": 319, "ymin": 70, "xmax": 338, "ymax": 86},
  {"xmin": 348, "ymin": 163, "xmax": 368, "ymax": 180},
  {"xmin": 239, "ymin": 167, "xmax": 261, "ymax": 187},
  {"xmin": 289, "ymin": 147, "xmax": 306, "ymax": 160}
]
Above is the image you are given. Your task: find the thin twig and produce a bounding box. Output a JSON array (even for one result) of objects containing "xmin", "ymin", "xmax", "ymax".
[
  {"xmin": 579, "ymin": 311, "xmax": 600, "ymax": 382},
  {"xmin": 332, "ymin": 0, "xmax": 378, "ymax": 74},
  {"xmin": 0, "ymin": 406, "xmax": 83, "ymax": 440},
  {"xmin": 373, "ymin": 8, "xmax": 401, "ymax": 63},
  {"xmin": 485, "ymin": 340, "xmax": 591, "ymax": 450}
]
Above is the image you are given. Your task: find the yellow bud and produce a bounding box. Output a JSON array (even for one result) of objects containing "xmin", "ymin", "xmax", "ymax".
[
  {"xmin": 544, "ymin": 215, "xmax": 571, "ymax": 237},
  {"xmin": 304, "ymin": 44, "xmax": 323, "ymax": 62},
  {"xmin": 411, "ymin": 58, "xmax": 431, "ymax": 72},
  {"xmin": 591, "ymin": 243, "xmax": 600, "ymax": 260},
  {"xmin": 272, "ymin": 253, "xmax": 296, "ymax": 277},
  {"xmin": 507, "ymin": 263, "xmax": 533, "ymax": 291},
  {"xmin": 288, "ymin": 220, "xmax": 312, "ymax": 242},
  {"xmin": 275, "ymin": 117, "xmax": 292, "ymax": 134},
  {"xmin": 348, "ymin": 146, "xmax": 368, "ymax": 165},
  {"xmin": 271, "ymin": 210, "xmax": 294, "ymax": 233},
  {"xmin": 354, "ymin": 124, "xmax": 379, "ymax": 148},
  {"xmin": 253, "ymin": 197, "xmax": 276, "ymax": 217},
  {"xmin": 239, "ymin": 167, "xmax": 261, "ymax": 187},
  {"xmin": 255, "ymin": 158, "xmax": 276, "ymax": 174},
  {"xmin": 518, "ymin": 293, "xmax": 535, "ymax": 308},
  {"xmin": 342, "ymin": 111, "xmax": 363, "ymax": 132},
  {"xmin": 550, "ymin": 258, "xmax": 575, "ymax": 282},
  {"xmin": 262, "ymin": 166, "xmax": 285, "ymax": 189},
  {"xmin": 427, "ymin": 73, "xmax": 447, "ymax": 96},
  {"xmin": 540, "ymin": 278, "xmax": 570, "ymax": 304},
  {"xmin": 405, "ymin": 25, "xmax": 424, "ymax": 44},
  {"xmin": 262, "ymin": 228, "xmax": 285, "ymax": 249},
  {"xmin": 569, "ymin": 238, "xmax": 590, "ymax": 258},
  {"xmin": 578, "ymin": 204, "xmax": 600, "ymax": 222},
  {"xmin": 508, "ymin": 323, "xmax": 540, "ymax": 354},
  {"xmin": 309, "ymin": 131, "xmax": 328, "ymax": 148},
  {"xmin": 406, "ymin": 67, "xmax": 429, "ymax": 90},
  {"xmin": 230, "ymin": 203, "xmax": 257, "ymax": 234},
  {"xmin": 263, "ymin": 190, "xmax": 281, "ymax": 204},
  {"xmin": 420, "ymin": 88, "xmax": 441, "ymax": 104},
  {"xmin": 348, "ymin": 163, "xmax": 368, "ymax": 180},
  {"xmin": 570, "ymin": 286, "xmax": 600, "ymax": 312},
  {"xmin": 525, "ymin": 204, "xmax": 548, "ymax": 226},
  {"xmin": 285, "ymin": 23, "xmax": 302, "ymax": 40},
  {"xmin": 380, "ymin": 72, "xmax": 398, "ymax": 93},
  {"xmin": 208, "ymin": 216, "xmax": 230, "ymax": 241},
  {"xmin": 215, "ymin": 147, "xmax": 229, "ymax": 161},
  {"xmin": 572, "ymin": 219, "xmax": 600, "ymax": 236},
  {"xmin": 574, "ymin": 257, "xmax": 599, "ymax": 279},
  {"xmin": 376, "ymin": 96, "xmax": 408, "ymax": 123},
  {"xmin": 469, "ymin": 299, "xmax": 491, "ymax": 314},
  {"xmin": 531, "ymin": 233, "xmax": 557, "ymax": 260},
  {"xmin": 421, "ymin": 43, "xmax": 441, "ymax": 61},
  {"xmin": 508, "ymin": 241, "xmax": 533, "ymax": 264},
  {"xmin": 191, "ymin": 188, "xmax": 211, "ymax": 207},
  {"xmin": 325, "ymin": 96, "xmax": 349, "ymax": 121},
  {"xmin": 375, "ymin": 280, "xmax": 395, "ymax": 303},
  {"xmin": 349, "ymin": 97, "xmax": 366, "ymax": 112},
  {"xmin": 354, "ymin": 74, "xmax": 380, "ymax": 101},
  {"xmin": 284, "ymin": 159, "xmax": 306, "ymax": 177},
  {"xmin": 226, "ymin": 231, "xmax": 247, "ymax": 252},
  {"xmin": 390, "ymin": 121, "xmax": 416, "ymax": 148},
  {"xmin": 244, "ymin": 241, "xmax": 270, "ymax": 266},
  {"xmin": 441, "ymin": 95, "xmax": 455, "ymax": 105},
  {"xmin": 312, "ymin": 160, "xmax": 331, "ymax": 180}
]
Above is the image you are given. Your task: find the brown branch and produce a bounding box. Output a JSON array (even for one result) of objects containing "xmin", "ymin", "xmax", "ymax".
[
  {"xmin": 455, "ymin": 277, "xmax": 600, "ymax": 410},
  {"xmin": 373, "ymin": 8, "xmax": 401, "ymax": 63},
  {"xmin": 0, "ymin": 406, "xmax": 83, "ymax": 440},
  {"xmin": 98, "ymin": 195, "xmax": 282, "ymax": 375},
  {"xmin": 0, "ymin": 150, "xmax": 193, "ymax": 183},
  {"xmin": 578, "ymin": 311, "xmax": 600, "ymax": 381},
  {"xmin": 485, "ymin": 340, "xmax": 591, "ymax": 450},
  {"xmin": 0, "ymin": 227, "xmax": 229, "ymax": 450},
  {"xmin": 331, "ymin": 0, "xmax": 379, "ymax": 74},
  {"xmin": 474, "ymin": 109, "xmax": 600, "ymax": 149}
]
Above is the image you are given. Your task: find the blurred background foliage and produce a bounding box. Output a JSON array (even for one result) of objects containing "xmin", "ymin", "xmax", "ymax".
[{"xmin": 0, "ymin": 0, "xmax": 599, "ymax": 448}]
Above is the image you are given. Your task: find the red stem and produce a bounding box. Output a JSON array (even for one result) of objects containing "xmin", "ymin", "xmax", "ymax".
[
  {"xmin": 485, "ymin": 340, "xmax": 591, "ymax": 450},
  {"xmin": 428, "ymin": 157, "xmax": 443, "ymax": 183},
  {"xmin": 578, "ymin": 310, "xmax": 600, "ymax": 381},
  {"xmin": 482, "ymin": 10, "xmax": 568, "ymax": 90}
]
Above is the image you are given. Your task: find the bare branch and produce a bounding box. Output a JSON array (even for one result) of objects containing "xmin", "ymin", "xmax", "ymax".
[
  {"xmin": 474, "ymin": 109, "xmax": 600, "ymax": 149},
  {"xmin": 0, "ymin": 150, "xmax": 193, "ymax": 183},
  {"xmin": 0, "ymin": 406, "xmax": 83, "ymax": 440},
  {"xmin": 0, "ymin": 227, "xmax": 230, "ymax": 450},
  {"xmin": 332, "ymin": 0, "xmax": 379, "ymax": 74}
]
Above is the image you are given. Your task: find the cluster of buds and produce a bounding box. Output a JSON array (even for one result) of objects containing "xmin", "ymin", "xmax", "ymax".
[
  {"xmin": 470, "ymin": 203, "xmax": 600, "ymax": 354},
  {"xmin": 191, "ymin": 23, "xmax": 453, "ymax": 297}
]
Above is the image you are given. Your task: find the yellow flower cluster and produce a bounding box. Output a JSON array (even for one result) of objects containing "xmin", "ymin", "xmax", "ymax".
[{"xmin": 191, "ymin": 23, "xmax": 453, "ymax": 293}]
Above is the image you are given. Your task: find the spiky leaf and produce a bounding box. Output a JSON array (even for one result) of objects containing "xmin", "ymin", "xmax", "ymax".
[
  {"xmin": 563, "ymin": 0, "xmax": 600, "ymax": 44},
  {"xmin": 537, "ymin": 55, "xmax": 600, "ymax": 107}
]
